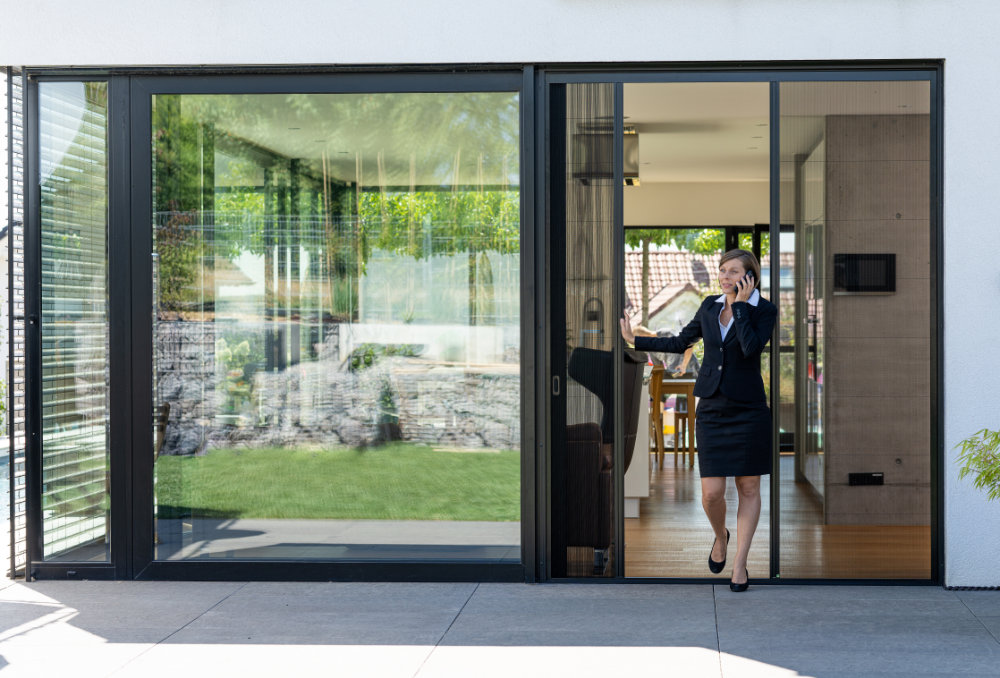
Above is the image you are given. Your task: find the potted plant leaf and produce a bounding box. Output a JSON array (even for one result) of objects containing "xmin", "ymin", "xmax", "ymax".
[{"xmin": 956, "ymin": 429, "xmax": 1000, "ymax": 501}]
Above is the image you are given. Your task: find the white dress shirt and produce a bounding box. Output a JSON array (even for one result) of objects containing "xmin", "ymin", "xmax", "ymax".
[{"xmin": 716, "ymin": 288, "xmax": 761, "ymax": 341}]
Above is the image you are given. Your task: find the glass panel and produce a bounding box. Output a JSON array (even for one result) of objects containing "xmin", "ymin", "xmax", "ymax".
[
  {"xmin": 39, "ymin": 81, "xmax": 110, "ymax": 561},
  {"xmin": 151, "ymin": 91, "xmax": 521, "ymax": 561},
  {"xmin": 779, "ymin": 81, "xmax": 932, "ymax": 578},
  {"xmin": 621, "ymin": 82, "xmax": 771, "ymax": 578},
  {"xmin": 765, "ymin": 230, "xmax": 796, "ymax": 450},
  {"xmin": 554, "ymin": 82, "xmax": 619, "ymax": 577}
]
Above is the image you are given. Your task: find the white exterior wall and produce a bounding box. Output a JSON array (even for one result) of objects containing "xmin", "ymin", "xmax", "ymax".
[{"xmin": 2, "ymin": 0, "xmax": 998, "ymax": 587}]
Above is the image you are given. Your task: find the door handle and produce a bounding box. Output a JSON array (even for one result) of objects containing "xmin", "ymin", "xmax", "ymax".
[{"xmin": 552, "ymin": 375, "xmax": 561, "ymax": 396}]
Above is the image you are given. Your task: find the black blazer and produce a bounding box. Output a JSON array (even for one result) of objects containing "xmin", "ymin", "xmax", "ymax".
[{"xmin": 633, "ymin": 293, "xmax": 777, "ymax": 403}]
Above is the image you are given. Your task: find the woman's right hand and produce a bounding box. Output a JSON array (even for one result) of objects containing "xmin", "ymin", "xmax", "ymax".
[{"xmin": 620, "ymin": 315, "xmax": 636, "ymax": 345}]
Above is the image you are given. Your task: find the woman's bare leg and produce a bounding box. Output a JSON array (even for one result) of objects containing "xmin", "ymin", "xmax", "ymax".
[
  {"xmin": 701, "ymin": 476, "xmax": 728, "ymax": 563},
  {"xmin": 731, "ymin": 475, "xmax": 762, "ymax": 584}
]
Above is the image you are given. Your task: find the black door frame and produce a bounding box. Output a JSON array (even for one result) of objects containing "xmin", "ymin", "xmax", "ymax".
[
  {"xmin": 21, "ymin": 61, "xmax": 943, "ymax": 583},
  {"xmin": 128, "ymin": 71, "xmax": 530, "ymax": 582},
  {"xmin": 23, "ymin": 73, "xmax": 132, "ymax": 580},
  {"xmin": 535, "ymin": 64, "xmax": 943, "ymax": 584}
]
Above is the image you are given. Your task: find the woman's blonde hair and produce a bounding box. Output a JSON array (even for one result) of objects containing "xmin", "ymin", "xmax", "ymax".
[{"xmin": 719, "ymin": 249, "xmax": 761, "ymax": 289}]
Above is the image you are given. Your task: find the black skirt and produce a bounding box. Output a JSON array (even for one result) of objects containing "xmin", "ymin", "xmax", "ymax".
[{"xmin": 695, "ymin": 394, "xmax": 772, "ymax": 477}]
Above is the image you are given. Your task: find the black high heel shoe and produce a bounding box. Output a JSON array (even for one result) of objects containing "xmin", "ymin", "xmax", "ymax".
[
  {"xmin": 730, "ymin": 568, "xmax": 749, "ymax": 593},
  {"xmin": 708, "ymin": 529, "xmax": 730, "ymax": 574}
]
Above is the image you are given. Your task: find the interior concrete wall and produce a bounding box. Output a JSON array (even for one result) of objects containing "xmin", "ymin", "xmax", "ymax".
[
  {"xmin": 2, "ymin": 0, "xmax": 999, "ymax": 586},
  {"xmin": 823, "ymin": 114, "xmax": 932, "ymax": 527}
]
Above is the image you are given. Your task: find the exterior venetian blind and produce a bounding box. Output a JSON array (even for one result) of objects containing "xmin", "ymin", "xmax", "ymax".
[
  {"xmin": 38, "ymin": 80, "xmax": 110, "ymax": 561},
  {"xmin": 6, "ymin": 67, "xmax": 27, "ymax": 577}
]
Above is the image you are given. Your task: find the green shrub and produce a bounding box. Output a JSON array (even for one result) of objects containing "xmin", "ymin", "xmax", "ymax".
[{"xmin": 956, "ymin": 429, "xmax": 1000, "ymax": 501}]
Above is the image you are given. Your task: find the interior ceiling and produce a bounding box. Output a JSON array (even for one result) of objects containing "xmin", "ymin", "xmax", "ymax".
[
  {"xmin": 624, "ymin": 80, "xmax": 931, "ymax": 184},
  {"xmin": 625, "ymin": 82, "xmax": 770, "ymax": 183}
]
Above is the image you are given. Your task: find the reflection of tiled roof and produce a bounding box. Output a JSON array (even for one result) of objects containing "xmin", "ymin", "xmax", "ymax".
[
  {"xmin": 624, "ymin": 251, "xmax": 718, "ymax": 311},
  {"xmin": 625, "ymin": 250, "xmax": 797, "ymax": 321}
]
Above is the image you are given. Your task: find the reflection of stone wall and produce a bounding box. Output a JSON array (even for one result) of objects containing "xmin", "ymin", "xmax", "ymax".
[
  {"xmin": 156, "ymin": 321, "xmax": 520, "ymax": 455},
  {"xmin": 156, "ymin": 320, "xmax": 217, "ymax": 456}
]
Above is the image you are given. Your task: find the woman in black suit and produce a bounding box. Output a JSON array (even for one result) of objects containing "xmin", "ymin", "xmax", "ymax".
[{"xmin": 620, "ymin": 249, "xmax": 777, "ymax": 592}]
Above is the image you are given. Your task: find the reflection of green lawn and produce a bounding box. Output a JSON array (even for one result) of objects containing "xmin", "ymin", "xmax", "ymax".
[{"xmin": 156, "ymin": 443, "xmax": 520, "ymax": 521}]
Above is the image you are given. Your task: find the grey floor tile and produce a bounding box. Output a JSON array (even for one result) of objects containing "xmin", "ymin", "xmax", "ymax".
[
  {"xmin": 955, "ymin": 590, "xmax": 1000, "ymax": 616},
  {"xmin": 717, "ymin": 642, "xmax": 1000, "ymax": 676},
  {"xmin": 162, "ymin": 584, "xmax": 476, "ymax": 645},
  {"xmin": 0, "ymin": 600, "xmax": 66, "ymax": 632},
  {"xmin": 235, "ymin": 581, "xmax": 476, "ymax": 611},
  {"xmin": 112, "ymin": 643, "xmax": 433, "ymax": 678},
  {"xmin": 716, "ymin": 599, "xmax": 976, "ymax": 626},
  {"xmin": 2, "ymin": 581, "xmax": 245, "ymax": 634},
  {"xmin": 719, "ymin": 652, "xmax": 816, "ymax": 677},
  {"xmin": 418, "ymin": 645, "xmax": 722, "ymax": 678},
  {"xmin": 719, "ymin": 616, "xmax": 996, "ymax": 652},
  {"xmin": 467, "ymin": 582, "xmax": 714, "ymax": 610},
  {"xmin": 166, "ymin": 609, "xmax": 459, "ymax": 645},
  {"xmin": 800, "ymin": 674, "xmax": 1000, "ymax": 678},
  {"xmin": 441, "ymin": 583, "xmax": 718, "ymax": 647},
  {"xmin": 975, "ymin": 615, "xmax": 1000, "ymax": 640},
  {"xmin": 717, "ymin": 584, "xmax": 956, "ymax": 603},
  {"xmin": 0, "ymin": 644, "xmax": 154, "ymax": 678},
  {"xmin": 7, "ymin": 581, "xmax": 245, "ymax": 609}
]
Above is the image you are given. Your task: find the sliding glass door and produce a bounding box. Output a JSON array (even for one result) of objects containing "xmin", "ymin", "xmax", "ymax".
[{"xmin": 545, "ymin": 70, "xmax": 938, "ymax": 582}]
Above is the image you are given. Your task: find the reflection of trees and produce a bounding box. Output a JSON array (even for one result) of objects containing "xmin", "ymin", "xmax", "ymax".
[{"xmin": 156, "ymin": 211, "xmax": 204, "ymax": 313}]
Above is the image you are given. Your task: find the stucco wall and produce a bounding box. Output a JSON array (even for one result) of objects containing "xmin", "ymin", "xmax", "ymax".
[
  {"xmin": 0, "ymin": 1, "xmax": 970, "ymax": 66},
  {"xmin": 2, "ymin": 0, "xmax": 999, "ymax": 586}
]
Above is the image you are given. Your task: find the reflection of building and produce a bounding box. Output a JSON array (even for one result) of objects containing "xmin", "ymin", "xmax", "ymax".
[
  {"xmin": 0, "ymin": 1, "xmax": 995, "ymax": 589},
  {"xmin": 624, "ymin": 250, "xmax": 715, "ymax": 332}
]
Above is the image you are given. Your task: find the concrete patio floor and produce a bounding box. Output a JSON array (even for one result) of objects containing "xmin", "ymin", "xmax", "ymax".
[{"xmin": 1, "ymin": 578, "xmax": 998, "ymax": 677}]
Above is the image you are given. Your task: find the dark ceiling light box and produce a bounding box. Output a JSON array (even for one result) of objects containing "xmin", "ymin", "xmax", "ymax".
[{"xmin": 571, "ymin": 122, "xmax": 640, "ymax": 186}]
